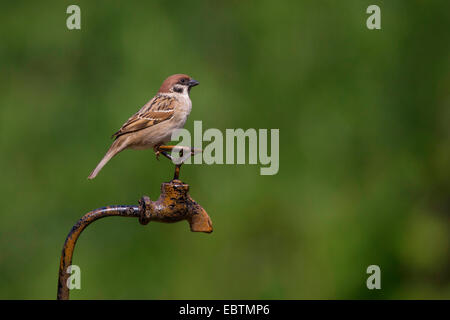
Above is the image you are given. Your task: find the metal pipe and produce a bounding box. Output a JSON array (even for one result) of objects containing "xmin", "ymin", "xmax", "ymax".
[
  {"xmin": 57, "ymin": 179, "xmax": 212, "ymax": 300},
  {"xmin": 57, "ymin": 205, "xmax": 140, "ymax": 300}
]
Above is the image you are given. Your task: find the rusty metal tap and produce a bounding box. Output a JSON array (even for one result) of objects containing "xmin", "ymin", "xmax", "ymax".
[
  {"xmin": 57, "ymin": 179, "xmax": 212, "ymax": 300},
  {"xmin": 138, "ymin": 179, "xmax": 212, "ymax": 232}
]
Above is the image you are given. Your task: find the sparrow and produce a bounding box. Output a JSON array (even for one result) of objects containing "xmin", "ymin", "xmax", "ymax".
[{"xmin": 88, "ymin": 74, "xmax": 199, "ymax": 179}]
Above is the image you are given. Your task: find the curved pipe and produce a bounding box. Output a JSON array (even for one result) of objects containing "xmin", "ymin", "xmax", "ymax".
[
  {"xmin": 57, "ymin": 205, "xmax": 140, "ymax": 300},
  {"xmin": 57, "ymin": 179, "xmax": 212, "ymax": 300}
]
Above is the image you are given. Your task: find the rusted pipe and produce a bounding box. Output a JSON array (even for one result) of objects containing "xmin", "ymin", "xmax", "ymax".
[{"xmin": 57, "ymin": 179, "xmax": 212, "ymax": 300}]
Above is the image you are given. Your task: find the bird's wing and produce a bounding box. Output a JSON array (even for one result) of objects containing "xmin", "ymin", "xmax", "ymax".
[{"xmin": 112, "ymin": 95, "xmax": 176, "ymax": 139}]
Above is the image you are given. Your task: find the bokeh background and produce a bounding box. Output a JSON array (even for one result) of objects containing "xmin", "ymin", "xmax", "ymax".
[{"xmin": 0, "ymin": 0, "xmax": 449, "ymax": 299}]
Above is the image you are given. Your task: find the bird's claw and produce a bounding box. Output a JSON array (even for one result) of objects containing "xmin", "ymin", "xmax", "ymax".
[{"xmin": 154, "ymin": 145, "xmax": 162, "ymax": 161}]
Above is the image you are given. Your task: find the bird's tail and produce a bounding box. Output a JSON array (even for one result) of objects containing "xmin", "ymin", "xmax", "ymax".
[{"xmin": 88, "ymin": 140, "xmax": 125, "ymax": 179}]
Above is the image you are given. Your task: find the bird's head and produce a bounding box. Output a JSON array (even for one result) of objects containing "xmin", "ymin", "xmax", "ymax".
[{"xmin": 158, "ymin": 74, "xmax": 199, "ymax": 95}]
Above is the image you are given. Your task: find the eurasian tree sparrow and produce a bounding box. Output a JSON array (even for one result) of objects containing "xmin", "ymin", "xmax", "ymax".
[{"xmin": 88, "ymin": 74, "xmax": 199, "ymax": 179}]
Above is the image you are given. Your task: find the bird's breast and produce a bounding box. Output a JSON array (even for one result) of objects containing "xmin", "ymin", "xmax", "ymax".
[{"xmin": 173, "ymin": 95, "xmax": 192, "ymax": 124}]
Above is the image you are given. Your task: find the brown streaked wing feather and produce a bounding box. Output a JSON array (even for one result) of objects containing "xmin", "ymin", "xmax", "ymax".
[{"xmin": 112, "ymin": 95, "xmax": 176, "ymax": 139}]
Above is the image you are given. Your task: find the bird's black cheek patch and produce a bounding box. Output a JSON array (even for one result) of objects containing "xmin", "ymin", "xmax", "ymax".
[{"xmin": 173, "ymin": 86, "xmax": 183, "ymax": 93}]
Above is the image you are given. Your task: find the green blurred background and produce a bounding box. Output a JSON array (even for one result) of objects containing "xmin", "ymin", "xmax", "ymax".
[{"xmin": 0, "ymin": 1, "xmax": 449, "ymax": 299}]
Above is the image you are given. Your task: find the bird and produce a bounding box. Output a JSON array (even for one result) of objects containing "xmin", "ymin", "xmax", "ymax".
[{"xmin": 87, "ymin": 74, "xmax": 199, "ymax": 179}]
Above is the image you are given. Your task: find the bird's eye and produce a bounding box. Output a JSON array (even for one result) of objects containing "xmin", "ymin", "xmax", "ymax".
[{"xmin": 180, "ymin": 78, "xmax": 187, "ymax": 84}]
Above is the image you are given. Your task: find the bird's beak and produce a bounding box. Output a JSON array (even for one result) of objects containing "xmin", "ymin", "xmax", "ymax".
[{"xmin": 188, "ymin": 79, "xmax": 199, "ymax": 87}]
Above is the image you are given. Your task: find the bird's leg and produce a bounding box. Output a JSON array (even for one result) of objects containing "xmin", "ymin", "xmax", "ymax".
[
  {"xmin": 154, "ymin": 145, "xmax": 178, "ymax": 162},
  {"xmin": 157, "ymin": 145, "xmax": 202, "ymax": 180},
  {"xmin": 160, "ymin": 151, "xmax": 175, "ymax": 162},
  {"xmin": 157, "ymin": 145, "xmax": 201, "ymax": 163}
]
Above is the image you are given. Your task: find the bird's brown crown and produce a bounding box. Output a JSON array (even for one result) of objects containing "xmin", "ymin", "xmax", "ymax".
[{"xmin": 158, "ymin": 74, "xmax": 193, "ymax": 93}]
